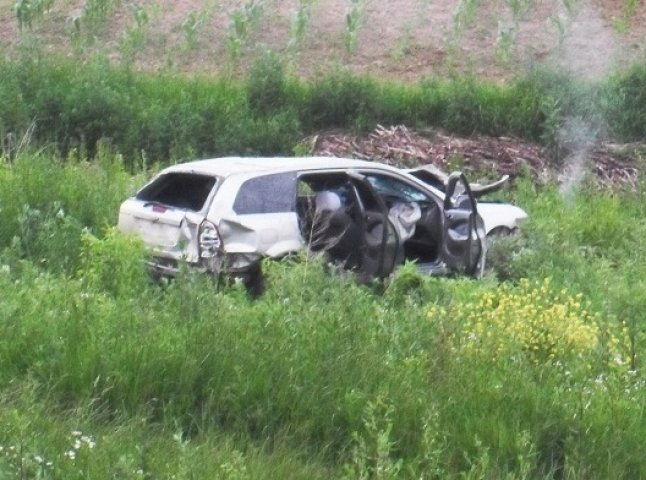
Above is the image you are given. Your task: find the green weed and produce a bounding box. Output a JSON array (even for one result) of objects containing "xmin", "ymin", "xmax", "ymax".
[
  {"xmin": 289, "ymin": 0, "xmax": 317, "ymax": 51},
  {"xmin": 225, "ymin": 0, "xmax": 265, "ymax": 63},
  {"xmin": 344, "ymin": 0, "xmax": 365, "ymax": 54},
  {"xmin": 181, "ymin": 2, "xmax": 216, "ymax": 52}
]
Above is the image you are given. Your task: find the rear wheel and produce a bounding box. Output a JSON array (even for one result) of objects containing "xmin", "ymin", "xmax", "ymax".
[{"xmin": 237, "ymin": 262, "xmax": 265, "ymax": 298}]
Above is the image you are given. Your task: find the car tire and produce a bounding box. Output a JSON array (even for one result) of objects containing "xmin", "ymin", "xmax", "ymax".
[
  {"xmin": 239, "ymin": 262, "xmax": 265, "ymax": 298},
  {"xmin": 487, "ymin": 226, "xmax": 514, "ymax": 238}
]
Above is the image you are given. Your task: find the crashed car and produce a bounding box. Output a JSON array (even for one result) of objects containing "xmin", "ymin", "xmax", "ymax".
[{"xmin": 117, "ymin": 157, "xmax": 527, "ymax": 283}]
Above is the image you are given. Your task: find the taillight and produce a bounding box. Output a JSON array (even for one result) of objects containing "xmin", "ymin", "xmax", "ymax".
[{"xmin": 198, "ymin": 220, "xmax": 222, "ymax": 258}]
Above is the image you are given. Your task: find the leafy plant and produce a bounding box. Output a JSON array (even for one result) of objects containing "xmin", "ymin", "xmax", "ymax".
[
  {"xmin": 181, "ymin": 2, "xmax": 216, "ymax": 52},
  {"xmin": 344, "ymin": 0, "xmax": 365, "ymax": 54},
  {"xmin": 289, "ymin": 0, "xmax": 316, "ymax": 51},
  {"xmin": 119, "ymin": 3, "xmax": 150, "ymax": 65},
  {"xmin": 14, "ymin": 0, "xmax": 54, "ymax": 31},
  {"xmin": 225, "ymin": 0, "xmax": 265, "ymax": 63}
]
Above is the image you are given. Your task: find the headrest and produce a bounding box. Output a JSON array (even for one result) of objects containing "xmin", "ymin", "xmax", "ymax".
[{"xmin": 315, "ymin": 191, "xmax": 342, "ymax": 213}]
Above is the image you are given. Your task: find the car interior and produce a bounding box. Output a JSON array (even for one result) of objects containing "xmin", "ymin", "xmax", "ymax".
[{"xmin": 296, "ymin": 172, "xmax": 444, "ymax": 274}]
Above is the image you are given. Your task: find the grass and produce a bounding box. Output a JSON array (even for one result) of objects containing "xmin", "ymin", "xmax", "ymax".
[
  {"xmin": 1, "ymin": 52, "xmax": 643, "ymax": 169},
  {"xmin": 0, "ymin": 28, "xmax": 644, "ymax": 477},
  {"xmin": 0, "ymin": 147, "xmax": 645, "ymax": 478}
]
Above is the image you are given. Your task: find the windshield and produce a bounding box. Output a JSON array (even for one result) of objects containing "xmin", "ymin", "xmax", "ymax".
[{"xmin": 365, "ymin": 174, "xmax": 430, "ymax": 203}]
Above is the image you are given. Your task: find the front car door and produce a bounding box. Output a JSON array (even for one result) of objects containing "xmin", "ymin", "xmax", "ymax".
[{"xmin": 441, "ymin": 172, "xmax": 486, "ymax": 276}]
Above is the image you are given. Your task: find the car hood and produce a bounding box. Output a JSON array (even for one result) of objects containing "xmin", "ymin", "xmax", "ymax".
[{"xmin": 477, "ymin": 202, "xmax": 528, "ymax": 234}]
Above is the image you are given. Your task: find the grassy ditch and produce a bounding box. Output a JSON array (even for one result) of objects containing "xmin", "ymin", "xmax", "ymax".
[{"xmin": 0, "ymin": 150, "xmax": 645, "ymax": 478}]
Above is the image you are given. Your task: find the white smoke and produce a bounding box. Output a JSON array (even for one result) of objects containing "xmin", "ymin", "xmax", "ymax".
[
  {"xmin": 557, "ymin": 117, "xmax": 598, "ymax": 200},
  {"xmin": 549, "ymin": 1, "xmax": 620, "ymax": 199}
]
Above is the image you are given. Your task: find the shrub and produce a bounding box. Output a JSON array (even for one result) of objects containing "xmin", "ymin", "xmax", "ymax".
[
  {"xmin": 78, "ymin": 227, "xmax": 149, "ymax": 298},
  {"xmin": 605, "ymin": 62, "xmax": 646, "ymax": 141},
  {"xmin": 246, "ymin": 51, "xmax": 290, "ymax": 117},
  {"xmin": 302, "ymin": 72, "xmax": 380, "ymax": 130}
]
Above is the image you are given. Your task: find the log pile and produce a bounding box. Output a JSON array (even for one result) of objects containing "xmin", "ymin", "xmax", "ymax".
[
  {"xmin": 590, "ymin": 147, "xmax": 640, "ymax": 191},
  {"xmin": 306, "ymin": 125, "xmax": 641, "ymax": 189}
]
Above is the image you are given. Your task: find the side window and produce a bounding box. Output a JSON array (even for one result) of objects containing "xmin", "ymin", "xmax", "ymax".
[
  {"xmin": 233, "ymin": 172, "xmax": 297, "ymax": 214},
  {"xmin": 364, "ymin": 174, "xmax": 430, "ymax": 203}
]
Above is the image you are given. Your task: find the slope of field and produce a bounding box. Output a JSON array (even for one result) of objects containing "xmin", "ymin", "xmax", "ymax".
[{"xmin": 0, "ymin": 0, "xmax": 644, "ymax": 80}]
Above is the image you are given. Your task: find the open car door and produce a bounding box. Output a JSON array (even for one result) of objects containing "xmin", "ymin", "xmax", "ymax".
[
  {"xmin": 346, "ymin": 171, "xmax": 402, "ymax": 280},
  {"xmin": 441, "ymin": 172, "xmax": 485, "ymax": 276}
]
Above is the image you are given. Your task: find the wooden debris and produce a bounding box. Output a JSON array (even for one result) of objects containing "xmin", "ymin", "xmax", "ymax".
[{"xmin": 305, "ymin": 125, "xmax": 641, "ymax": 190}]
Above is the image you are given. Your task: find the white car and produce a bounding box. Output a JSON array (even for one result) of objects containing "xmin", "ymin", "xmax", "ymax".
[{"xmin": 118, "ymin": 157, "xmax": 527, "ymax": 285}]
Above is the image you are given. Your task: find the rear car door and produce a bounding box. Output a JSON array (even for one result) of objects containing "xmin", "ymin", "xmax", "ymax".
[{"xmin": 441, "ymin": 172, "xmax": 485, "ymax": 276}]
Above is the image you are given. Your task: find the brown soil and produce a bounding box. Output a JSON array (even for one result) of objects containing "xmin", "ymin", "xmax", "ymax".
[{"xmin": 0, "ymin": 0, "xmax": 643, "ymax": 81}]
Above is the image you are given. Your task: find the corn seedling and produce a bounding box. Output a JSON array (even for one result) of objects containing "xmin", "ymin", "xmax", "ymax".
[
  {"xmin": 390, "ymin": 23, "xmax": 414, "ymax": 61},
  {"xmin": 506, "ymin": 0, "xmax": 534, "ymax": 21},
  {"xmin": 81, "ymin": 0, "xmax": 121, "ymax": 39},
  {"xmin": 496, "ymin": 23, "xmax": 515, "ymax": 66},
  {"xmin": 344, "ymin": 0, "xmax": 366, "ymax": 54},
  {"xmin": 452, "ymin": 0, "xmax": 479, "ymax": 38},
  {"xmin": 226, "ymin": 0, "xmax": 265, "ymax": 63},
  {"xmin": 14, "ymin": 0, "xmax": 54, "ymax": 31},
  {"xmin": 614, "ymin": 0, "xmax": 639, "ymax": 33},
  {"xmin": 119, "ymin": 4, "xmax": 150, "ymax": 65},
  {"xmin": 289, "ymin": 0, "xmax": 316, "ymax": 51},
  {"xmin": 182, "ymin": 1, "xmax": 216, "ymax": 52}
]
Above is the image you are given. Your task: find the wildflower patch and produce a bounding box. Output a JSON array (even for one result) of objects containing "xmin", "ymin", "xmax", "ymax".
[{"xmin": 428, "ymin": 278, "xmax": 629, "ymax": 370}]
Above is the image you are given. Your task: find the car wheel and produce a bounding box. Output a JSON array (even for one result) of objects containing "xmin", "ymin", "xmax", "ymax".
[
  {"xmin": 239, "ymin": 262, "xmax": 265, "ymax": 298},
  {"xmin": 487, "ymin": 226, "xmax": 514, "ymax": 238}
]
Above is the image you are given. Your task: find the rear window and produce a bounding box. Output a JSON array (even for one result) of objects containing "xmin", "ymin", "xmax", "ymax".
[{"xmin": 136, "ymin": 172, "xmax": 217, "ymax": 211}]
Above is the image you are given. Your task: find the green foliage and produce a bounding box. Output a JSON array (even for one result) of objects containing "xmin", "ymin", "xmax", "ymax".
[
  {"xmin": 182, "ymin": 6, "xmax": 212, "ymax": 52},
  {"xmin": 614, "ymin": 0, "xmax": 639, "ymax": 32},
  {"xmin": 0, "ymin": 152, "xmax": 646, "ymax": 478},
  {"xmin": 344, "ymin": 0, "xmax": 365, "ymax": 53},
  {"xmin": 79, "ymin": 228, "xmax": 149, "ymax": 298},
  {"xmin": 14, "ymin": 0, "xmax": 54, "ymax": 31},
  {"xmin": 0, "ymin": 148, "xmax": 141, "ymax": 274},
  {"xmin": 289, "ymin": 0, "xmax": 315, "ymax": 51},
  {"xmin": 302, "ymin": 71, "xmax": 380, "ymax": 130},
  {"xmin": 0, "ymin": 56, "xmax": 645, "ymax": 165},
  {"xmin": 119, "ymin": 3, "xmax": 150, "ymax": 66},
  {"xmin": 226, "ymin": 0, "xmax": 265, "ymax": 63},
  {"xmin": 2, "ymin": 18, "xmax": 646, "ymax": 478},
  {"xmin": 246, "ymin": 51, "xmax": 290, "ymax": 117},
  {"xmin": 605, "ymin": 62, "xmax": 646, "ymax": 141}
]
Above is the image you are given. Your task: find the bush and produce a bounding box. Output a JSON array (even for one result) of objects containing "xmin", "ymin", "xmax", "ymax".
[{"xmin": 605, "ymin": 62, "xmax": 646, "ymax": 141}]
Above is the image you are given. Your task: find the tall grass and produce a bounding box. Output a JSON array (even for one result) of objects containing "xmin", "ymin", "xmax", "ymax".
[
  {"xmin": 1, "ymin": 55, "xmax": 643, "ymax": 167},
  {"xmin": 1, "ymin": 151, "xmax": 646, "ymax": 478}
]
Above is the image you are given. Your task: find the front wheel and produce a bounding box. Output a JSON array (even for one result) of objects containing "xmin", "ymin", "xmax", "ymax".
[{"xmin": 486, "ymin": 226, "xmax": 514, "ymax": 238}]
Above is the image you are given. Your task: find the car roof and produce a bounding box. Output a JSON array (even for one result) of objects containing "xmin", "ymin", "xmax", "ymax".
[{"xmin": 162, "ymin": 156, "xmax": 397, "ymax": 178}]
